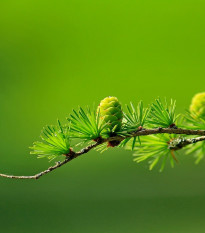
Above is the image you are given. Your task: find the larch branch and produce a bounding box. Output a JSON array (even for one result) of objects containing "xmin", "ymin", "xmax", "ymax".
[{"xmin": 1, "ymin": 127, "xmax": 205, "ymax": 180}]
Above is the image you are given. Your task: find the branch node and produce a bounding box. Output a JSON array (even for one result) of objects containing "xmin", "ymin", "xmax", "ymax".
[{"xmin": 169, "ymin": 123, "xmax": 178, "ymax": 129}]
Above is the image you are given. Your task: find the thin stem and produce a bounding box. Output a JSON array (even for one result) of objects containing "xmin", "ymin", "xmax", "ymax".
[
  {"xmin": 0, "ymin": 142, "xmax": 101, "ymax": 180},
  {"xmin": 1, "ymin": 127, "xmax": 205, "ymax": 180}
]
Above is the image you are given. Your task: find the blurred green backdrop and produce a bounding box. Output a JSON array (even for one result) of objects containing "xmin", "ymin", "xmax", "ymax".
[{"xmin": 0, "ymin": 0, "xmax": 205, "ymax": 232}]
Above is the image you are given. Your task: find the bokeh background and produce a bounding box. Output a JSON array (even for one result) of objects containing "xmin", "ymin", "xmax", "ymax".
[{"xmin": 0, "ymin": 0, "xmax": 205, "ymax": 232}]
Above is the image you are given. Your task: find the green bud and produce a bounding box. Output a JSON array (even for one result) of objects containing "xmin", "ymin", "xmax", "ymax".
[
  {"xmin": 190, "ymin": 92, "xmax": 205, "ymax": 119},
  {"xmin": 98, "ymin": 96, "xmax": 123, "ymax": 132}
]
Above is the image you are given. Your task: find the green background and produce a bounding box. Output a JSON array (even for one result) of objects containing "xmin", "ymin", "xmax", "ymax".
[{"xmin": 0, "ymin": 0, "xmax": 205, "ymax": 232}]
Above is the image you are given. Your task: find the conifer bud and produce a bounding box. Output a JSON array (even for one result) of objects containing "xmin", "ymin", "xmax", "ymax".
[
  {"xmin": 98, "ymin": 96, "xmax": 123, "ymax": 132},
  {"xmin": 190, "ymin": 92, "xmax": 205, "ymax": 119}
]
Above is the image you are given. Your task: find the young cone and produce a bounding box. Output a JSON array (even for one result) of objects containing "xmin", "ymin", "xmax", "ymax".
[
  {"xmin": 190, "ymin": 92, "xmax": 205, "ymax": 119},
  {"xmin": 98, "ymin": 96, "xmax": 123, "ymax": 132}
]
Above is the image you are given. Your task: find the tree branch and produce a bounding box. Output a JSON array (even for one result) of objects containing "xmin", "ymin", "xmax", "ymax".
[
  {"xmin": 168, "ymin": 136, "xmax": 205, "ymax": 150},
  {"xmin": 1, "ymin": 127, "xmax": 205, "ymax": 180},
  {"xmin": 0, "ymin": 141, "xmax": 102, "ymax": 179}
]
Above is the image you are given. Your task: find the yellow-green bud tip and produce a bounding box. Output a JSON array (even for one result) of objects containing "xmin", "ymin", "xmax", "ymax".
[{"xmin": 190, "ymin": 92, "xmax": 205, "ymax": 119}]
